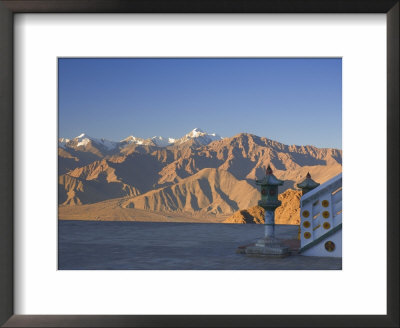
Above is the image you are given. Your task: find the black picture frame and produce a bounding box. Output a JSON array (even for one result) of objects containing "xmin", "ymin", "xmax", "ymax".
[{"xmin": 0, "ymin": 1, "xmax": 398, "ymax": 327}]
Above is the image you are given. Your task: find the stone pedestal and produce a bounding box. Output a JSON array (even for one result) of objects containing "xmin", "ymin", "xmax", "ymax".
[
  {"xmin": 242, "ymin": 210, "xmax": 290, "ymax": 257},
  {"xmin": 244, "ymin": 237, "xmax": 290, "ymax": 257}
]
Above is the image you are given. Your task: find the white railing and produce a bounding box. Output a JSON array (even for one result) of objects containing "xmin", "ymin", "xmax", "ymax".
[{"xmin": 300, "ymin": 173, "xmax": 342, "ymax": 249}]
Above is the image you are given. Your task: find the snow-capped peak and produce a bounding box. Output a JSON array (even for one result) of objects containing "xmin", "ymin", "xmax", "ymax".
[
  {"xmin": 188, "ymin": 128, "xmax": 205, "ymax": 138},
  {"xmin": 72, "ymin": 133, "xmax": 90, "ymax": 147},
  {"xmin": 60, "ymin": 127, "xmax": 222, "ymax": 151},
  {"xmin": 151, "ymin": 136, "xmax": 173, "ymax": 147},
  {"xmin": 72, "ymin": 133, "xmax": 117, "ymax": 150},
  {"xmin": 121, "ymin": 135, "xmax": 144, "ymax": 144},
  {"xmin": 176, "ymin": 128, "xmax": 222, "ymax": 145},
  {"xmin": 59, "ymin": 138, "xmax": 70, "ymax": 143},
  {"xmin": 121, "ymin": 135, "xmax": 136, "ymax": 142},
  {"xmin": 58, "ymin": 138, "xmax": 70, "ymax": 148}
]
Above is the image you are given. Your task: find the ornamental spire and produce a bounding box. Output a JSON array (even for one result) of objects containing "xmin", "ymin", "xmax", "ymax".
[
  {"xmin": 297, "ymin": 172, "xmax": 320, "ymax": 195},
  {"xmin": 256, "ymin": 164, "xmax": 284, "ymax": 186},
  {"xmin": 266, "ymin": 165, "xmax": 273, "ymax": 175}
]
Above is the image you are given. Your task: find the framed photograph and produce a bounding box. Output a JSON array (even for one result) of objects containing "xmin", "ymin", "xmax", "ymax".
[
  {"xmin": 57, "ymin": 57, "xmax": 343, "ymax": 270},
  {"xmin": 0, "ymin": 0, "xmax": 398, "ymax": 327}
]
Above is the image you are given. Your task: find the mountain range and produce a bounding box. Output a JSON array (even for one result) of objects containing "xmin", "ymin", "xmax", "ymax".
[{"xmin": 58, "ymin": 128, "xmax": 342, "ymax": 223}]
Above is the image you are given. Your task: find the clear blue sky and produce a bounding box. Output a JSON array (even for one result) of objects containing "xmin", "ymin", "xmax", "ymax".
[{"xmin": 59, "ymin": 58, "xmax": 342, "ymax": 149}]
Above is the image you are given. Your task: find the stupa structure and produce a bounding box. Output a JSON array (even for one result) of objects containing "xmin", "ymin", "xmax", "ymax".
[
  {"xmin": 244, "ymin": 165, "xmax": 289, "ymax": 257},
  {"xmin": 297, "ymin": 172, "xmax": 320, "ymax": 195}
]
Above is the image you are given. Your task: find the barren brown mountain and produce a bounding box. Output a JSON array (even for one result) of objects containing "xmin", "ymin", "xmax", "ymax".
[
  {"xmin": 122, "ymin": 168, "xmax": 259, "ymax": 215},
  {"xmin": 58, "ymin": 173, "xmax": 138, "ymax": 206},
  {"xmin": 58, "ymin": 131, "xmax": 341, "ymax": 222},
  {"xmin": 154, "ymin": 133, "xmax": 342, "ymax": 190}
]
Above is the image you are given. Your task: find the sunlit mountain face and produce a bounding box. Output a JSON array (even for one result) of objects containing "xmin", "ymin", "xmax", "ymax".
[{"xmin": 58, "ymin": 129, "xmax": 342, "ymax": 223}]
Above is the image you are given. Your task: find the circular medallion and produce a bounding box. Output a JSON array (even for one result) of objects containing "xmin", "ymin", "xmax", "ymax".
[
  {"xmin": 322, "ymin": 200, "xmax": 329, "ymax": 207},
  {"xmin": 303, "ymin": 221, "xmax": 311, "ymax": 228},
  {"xmin": 323, "ymin": 222, "xmax": 331, "ymax": 229},
  {"xmin": 261, "ymin": 189, "xmax": 267, "ymax": 195},
  {"xmin": 269, "ymin": 189, "xmax": 276, "ymax": 196},
  {"xmin": 322, "ymin": 211, "xmax": 330, "ymax": 218},
  {"xmin": 304, "ymin": 232, "xmax": 311, "ymax": 239},
  {"xmin": 324, "ymin": 241, "xmax": 335, "ymax": 252},
  {"xmin": 302, "ymin": 210, "xmax": 310, "ymax": 218}
]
